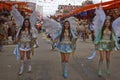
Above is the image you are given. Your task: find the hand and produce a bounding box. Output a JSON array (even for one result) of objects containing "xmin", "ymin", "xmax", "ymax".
[
  {"xmin": 15, "ymin": 38, "xmax": 19, "ymax": 43},
  {"xmin": 31, "ymin": 38, "xmax": 37, "ymax": 46},
  {"xmin": 95, "ymin": 45, "xmax": 98, "ymax": 49},
  {"xmin": 72, "ymin": 50, "xmax": 75, "ymax": 57}
]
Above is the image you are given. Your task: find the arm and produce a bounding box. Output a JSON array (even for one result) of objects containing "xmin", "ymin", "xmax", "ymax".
[
  {"xmin": 71, "ymin": 29, "xmax": 78, "ymax": 39},
  {"xmin": 112, "ymin": 32, "xmax": 119, "ymax": 49},
  {"xmin": 71, "ymin": 29, "xmax": 78, "ymax": 46},
  {"xmin": 31, "ymin": 28, "xmax": 38, "ymax": 44}
]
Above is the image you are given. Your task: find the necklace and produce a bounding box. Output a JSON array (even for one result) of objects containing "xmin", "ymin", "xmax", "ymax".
[
  {"xmin": 64, "ymin": 29, "xmax": 69, "ymax": 36},
  {"xmin": 104, "ymin": 28, "xmax": 111, "ymax": 34}
]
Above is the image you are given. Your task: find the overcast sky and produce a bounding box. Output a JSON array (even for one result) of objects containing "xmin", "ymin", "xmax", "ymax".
[
  {"xmin": 36, "ymin": 0, "xmax": 111, "ymax": 16},
  {"xmin": 15, "ymin": 0, "xmax": 112, "ymax": 16}
]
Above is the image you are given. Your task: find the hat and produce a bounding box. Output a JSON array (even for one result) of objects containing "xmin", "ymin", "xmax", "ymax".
[{"xmin": 106, "ymin": 16, "xmax": 111, "ymax": 20}]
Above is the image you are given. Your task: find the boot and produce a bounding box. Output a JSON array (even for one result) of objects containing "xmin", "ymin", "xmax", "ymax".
[
  {"xmin": 98, "ymin": 62, "xmax": 103, "ymax": 77},
  {"xmin": 106, "ymin": 62, "xmax": 110, "ymax": 76},
  {"xmin": 18, "ymin": 60, "xmax": 24, "ymax": 75},
  {"xmin": 28, "ymin": 59, "xmax": 32, "ymax": 72},
  {"xmin": 61, "ymin": 62, "xmax": 64, "ymax": 75},
  {"xmin": 62, "ymin": 62, "xmax": 68, "ymax": 78}
]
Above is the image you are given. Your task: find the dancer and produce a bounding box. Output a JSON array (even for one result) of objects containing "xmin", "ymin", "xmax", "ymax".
[
  {"xmin": 94, "ymin": 7, "xmax": 119, "ymax": 77},
  {"xmin": 55, "ymin": 20, "xmax": 77, "ymax": 78},
  {"xmin": 51, "ymin": 38, "xmax": 57, "ymax": 50},
  {"xmin": 11, "ymin": 6, "xmax": 38, "ymax": 75},
  {"xmin": 42, "ymin": 17, "xmax": 78, "ymax": 78},
  {"xmin": 16, "ymin": 18, "xmax": 37, "ymax": 75}
]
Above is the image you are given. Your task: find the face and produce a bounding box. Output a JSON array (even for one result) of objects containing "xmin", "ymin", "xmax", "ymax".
[
  {"xmin": 64, "ymin": 21, "xmax": 70, "ymax": 29},
  {"xmin": 36, "ymin": 22, "xmax": 41, "ymax": 26},
  {"xmin": 105, "ymin": 20, "xmax": 111, "ymax": 27},
  {"xmin": 24, "ymin": 20, "xmax": 29, "ymax": 27}
]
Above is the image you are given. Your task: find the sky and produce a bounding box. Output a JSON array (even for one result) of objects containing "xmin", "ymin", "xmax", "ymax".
[
  {"xmin": 36, "ymin": 0, "xmax": 111, "ymax": 16},
  {"xmin": 37, "ymin": 0, "xmax": 111, "ymax": 5}
]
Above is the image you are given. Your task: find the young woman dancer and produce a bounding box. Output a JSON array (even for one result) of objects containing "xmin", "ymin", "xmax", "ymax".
[
  {"xmin": 54, "ymin": 20, "xmax": 77, "ymax": 78},
  {"xmin": 16, "ymin": 18, "xmax": 37, "ymax": 75},
  {"xmin": 94, "ymin": 18, "xmax": 119, "ymax": 77}
]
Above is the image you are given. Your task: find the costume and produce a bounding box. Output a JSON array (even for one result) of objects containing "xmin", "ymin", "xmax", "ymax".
[
  {"xmin": 42, "ymin": 17, "xmax": 79, "ymax": 78},
  {"xmin": 92, "ymin": 6, "xmax": 120, "ymax": 77},
  {"xmin": 94, "ymin": 29, "xmax": 119, "ymax": 51},
  {"xmin": 18, "ymin": 28, "xmax": 37, "ymax": 51},
  {"xmin": 53, "ymin": 29, "xmax": 77, "ymax": 53},
  {"xmin": 94, "ymin": 29, "xmax": 119, "ymax": 76},
  {"xmin": 11, "ymin": 5, "xmax": 38, "ymax": 75},
  {"xmin": 54, "ymin": 26, "xmax": 77, "ymax": 78}
]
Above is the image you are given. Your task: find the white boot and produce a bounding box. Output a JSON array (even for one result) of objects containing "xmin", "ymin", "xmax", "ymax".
[
  {"xmin": 28, "ymin": 60, "xmax": 32, "ymax": 72},
  {"xmin": 19, "ymin": 61, "xmax": 24, "ymax": 75},
  {"xmin": 28, "ymin": 65, "xmax": 32, "ymax": 72}
]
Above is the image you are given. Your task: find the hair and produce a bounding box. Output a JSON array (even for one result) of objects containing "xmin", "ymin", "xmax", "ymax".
[
  {"xmin": 60, "ymin": 20, "xmax": 72, "ymax": 41},
  {"xmin": 19, "ymin": 18, "xmax": 31, "ymax": 36},
  {"xmin": 101, "ymin": 19, "xmax": 112, "ymax": 39}
]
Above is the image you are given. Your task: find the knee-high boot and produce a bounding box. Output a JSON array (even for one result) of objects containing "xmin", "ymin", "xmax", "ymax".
[
  {"xmin": 28, "ymin": 59, "xmax": 32, "ymax": 72},
  {"xmin": 106, "ymin": 62, "xmax": 110, "ymax": 75},
  {"xmin": 98, "ymin": 62, "xmax": 103, "ymax": 77},
  {"xmin": 61, "ymin": 62, "xmax": 68, "ymax": 78},
  {"xmin": 19, "ymin": 60, "xmax": 24, "ymax": 75}
]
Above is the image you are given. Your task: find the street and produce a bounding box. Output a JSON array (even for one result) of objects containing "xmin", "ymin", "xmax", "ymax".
[{"xmin": 0, "ymin": 34, "xmax": 120, "ymax": 80}]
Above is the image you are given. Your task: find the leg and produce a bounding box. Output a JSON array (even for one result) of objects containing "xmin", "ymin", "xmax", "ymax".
[
  {"xmin": 51, "ymin": 42, "xmax": 55, "ymax": 50},
  {"xmin": 61, "ymin": 53, "xmax": 65, "ymax": 74},
  {"xmin": 19, "ymin": 50, "xmax": 25, "ymax": 75},
  {"xmin": 61, "ymin": 53, "xmax": 65, "ymax": 62},
  {"xmin": 72, "ymin": 44, "xmax": 76, "ymax": 56},
  {"xmin": 98, "ymin": 50, "xmax": 104, "ymax": 77},
  {"xmin": 26, "ymin": 50, "xmax": 31, "ymax": 60},
  {"xmin": 72, "ymin": 50, "xmax": 75, "ymax": 56},
  {"xmin": 61, "ymin": 53, "xmax": 65, "ymax": 73},
  {"xmin": 63, "ymin": 53, "xmax": 70, "ymax": 78},
  {"xmin": 83, "ymin": 32, "xmax": 85, "ymax": 41},
  {"xmin": 106, "ymin": 51, "xmax": 111, "ymax": 75},
  {"xmin": 64, "ymin": 53, "xmax": 70, "ymax": 63},
  {"xmin": 61, "ymin": 53, "xmax": 67, "ymax": 78},
  {"xmin": 26, "ymin": 50, "xmax": 32, "ymax": 72}
]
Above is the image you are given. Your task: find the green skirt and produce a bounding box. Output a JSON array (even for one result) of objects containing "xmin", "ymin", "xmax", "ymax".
[{"xmin": 96, "ymin": 40, "xmax": 115, "ymax": 51}]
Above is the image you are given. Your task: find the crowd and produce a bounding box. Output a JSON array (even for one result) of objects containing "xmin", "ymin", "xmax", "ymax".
[{"xmin": 0, "ymin": 10, "xmax": 18, "ymax": 51}]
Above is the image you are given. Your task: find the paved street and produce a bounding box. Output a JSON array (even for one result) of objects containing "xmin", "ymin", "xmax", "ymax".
[{"xmin": 0, "ymin": 34, "xmax": 120, "ymax": 80}]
